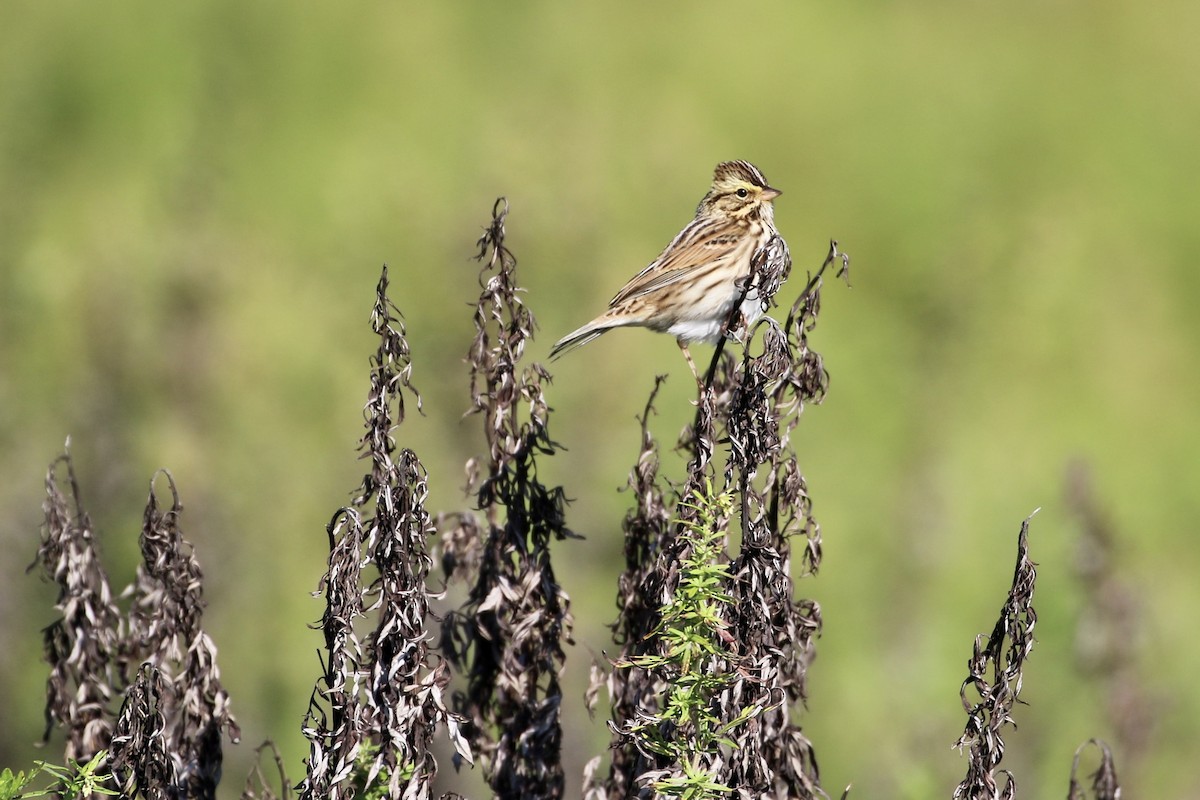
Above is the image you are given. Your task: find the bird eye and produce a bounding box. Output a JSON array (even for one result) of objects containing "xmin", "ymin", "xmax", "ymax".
[{"xmin": 736, "ymin": 188, "xmax": 749, "ymax": 198}]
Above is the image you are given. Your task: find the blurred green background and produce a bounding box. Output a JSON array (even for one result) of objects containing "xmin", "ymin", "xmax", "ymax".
[{"xmin": 2, "ymin": 1, "xmax": 1198, "ymax": 797}]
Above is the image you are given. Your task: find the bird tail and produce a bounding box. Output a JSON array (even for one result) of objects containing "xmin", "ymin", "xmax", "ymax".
[{"xmin": 549, "ymin": 318, "xmax": 625, "ymax": 360}]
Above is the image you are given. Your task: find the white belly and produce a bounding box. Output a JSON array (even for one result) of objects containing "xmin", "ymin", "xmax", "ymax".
[{"xmin": 665, "ymin": 292, "xmax": 766, "ymax": 344}]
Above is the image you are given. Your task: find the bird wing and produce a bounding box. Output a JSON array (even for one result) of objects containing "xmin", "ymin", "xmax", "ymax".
[{"xmin": 608, "ymin": 219, "xmax": 743, "ymax": 307}]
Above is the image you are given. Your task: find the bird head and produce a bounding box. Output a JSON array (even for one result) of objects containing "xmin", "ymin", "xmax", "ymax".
[{"xmin": 699, "ymin": 160, "xmax": 782, "ymax": 221}]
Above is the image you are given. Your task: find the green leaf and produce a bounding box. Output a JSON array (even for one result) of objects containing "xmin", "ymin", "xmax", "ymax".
[{"xmin": 0, "ymin": 769, "xmax": 32, "ymax": 800}]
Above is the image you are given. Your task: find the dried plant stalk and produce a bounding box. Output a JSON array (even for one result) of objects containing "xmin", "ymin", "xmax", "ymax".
[
  {"xmin": 240, "ymin": 741, "xmax": 293, "ymax": 800},
  {"xmin": 36, "ymin": 449, "xmax": 238, "ymax": 799},
  {"xmin": 1066, "ymin": 738, "xmax": 1121, "ymax": 800},
  {"xmin": 34, "ymin": 450, "xmax": 123, "ymax": 763},
  {"xmin": 584, "ymin": 379, "xmax": 673, "ymax": 800},
  {"xmin": 953, "ymin": 513, "xmax": 1039, "ymax": 800},
  {"xmin": 300, "ymin": 266, "xmax": 466, "ymax": 800},
  {"xmin": 591, "ymin": 240, "xmax": 848, "ymax": 799},
  {"xmin": 440, "ymin": 199, "xmax": 574, "ymax": 800},
  {"xmin": 114, "ymin": 470, "xmax": 240, "ymax": 800},
  {"xmin": 1065, "ymin": 461, "xmax": 1153, "ymax": 764},
  {"xmin": 716, "ymin": 241, "xmax": 845, "ymax": 799}
]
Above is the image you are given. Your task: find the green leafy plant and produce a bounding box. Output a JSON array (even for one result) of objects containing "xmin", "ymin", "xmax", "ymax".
[
  {"xmin": 343, "ymin": 742, "xmax": 417, "ymax": 800},
  {"xmin": 0, "ymin": 751, "xmax": 118, "ymax": 800},
  {"xmin": 0, "ymin": 768, "xmax": 32, "ymax": 800},
  {"xmin": 616, "ymin": 484, "xmax": 767, "ymax": 800}
]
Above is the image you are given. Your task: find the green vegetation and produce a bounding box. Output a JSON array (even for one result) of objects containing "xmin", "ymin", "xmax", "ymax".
[
  {"xmin": 0, "ymin": 752, "xmax": 117, "ymax": 800},
  {"xmin": 619, "ymin": 487, "xmax": 751, "ymax": 800}
]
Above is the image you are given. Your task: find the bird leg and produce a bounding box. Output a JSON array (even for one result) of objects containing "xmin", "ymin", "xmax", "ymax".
[{"xmin": 678, "ymin": 340, "xmax": 701, "ymax": 385}]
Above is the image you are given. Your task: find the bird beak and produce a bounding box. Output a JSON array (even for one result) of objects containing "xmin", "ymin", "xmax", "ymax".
[{"xmin": 761, "ymin": 186, "xmax": 782, "ymax": 201}]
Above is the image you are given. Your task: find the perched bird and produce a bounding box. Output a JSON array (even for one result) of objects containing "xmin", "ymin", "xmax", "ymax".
[{"xmin": 550, "ymin": 160, "xmax": 784, "ymax": 375}]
